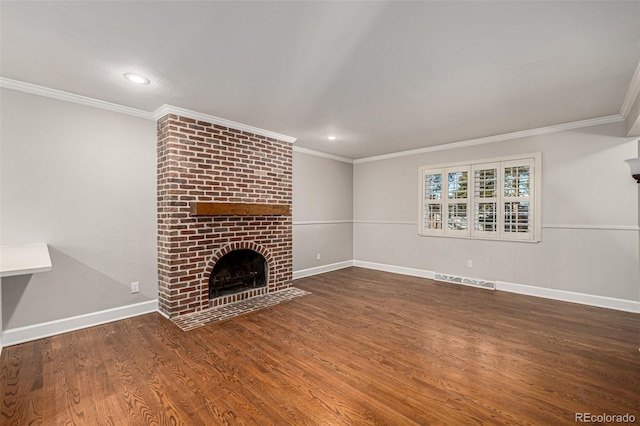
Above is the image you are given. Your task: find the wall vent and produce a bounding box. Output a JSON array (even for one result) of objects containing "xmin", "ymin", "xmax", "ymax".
[{"xmin": 434, "ymin": 273, "xmax": 496, "ymax": 290}]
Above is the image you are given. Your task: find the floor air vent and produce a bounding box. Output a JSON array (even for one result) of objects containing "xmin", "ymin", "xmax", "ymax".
[{"xmin": 434, "ymin": 273, "xmax": 496, "ymax": 290}]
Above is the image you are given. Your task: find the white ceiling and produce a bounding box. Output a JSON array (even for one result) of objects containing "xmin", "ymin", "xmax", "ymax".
[{"xmin": 1, "ymin": 1, "xmax": 639, "ymax": 159}]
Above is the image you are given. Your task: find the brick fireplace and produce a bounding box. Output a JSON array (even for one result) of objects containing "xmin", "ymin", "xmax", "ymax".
[{"xmin": 157, "ymin": 113, "xmax": 293, "ymax": 318}]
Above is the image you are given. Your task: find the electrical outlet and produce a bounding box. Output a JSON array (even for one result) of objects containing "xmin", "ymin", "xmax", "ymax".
[
  {"xmin": 131, "ymin": 281, "xmax": 140, "ymax": 293},
  {"xmin": 316, "ymin": 253, "xmax": 321, "ymax": 261},
  {"xmin": 467, "ymin": 260, "xmax": 473, "ymax": 268}
]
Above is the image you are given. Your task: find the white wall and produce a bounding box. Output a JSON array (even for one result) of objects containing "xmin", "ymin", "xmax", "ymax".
[
  {"xmin": 354, "ymin": 122, "xmax": 639, "ymax": 302},
  {"xmin": 292, "ymin": 151, "xmax": 353, "ymax": 274},
  {"xmin": 0, "ymin": 89, "xmax": 158, "ymax": 330}
]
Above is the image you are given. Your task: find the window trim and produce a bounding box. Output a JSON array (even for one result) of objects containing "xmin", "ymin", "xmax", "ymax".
[{"xmin": 418, "ymin": 153, "xmax": 541, "ymax": 242}]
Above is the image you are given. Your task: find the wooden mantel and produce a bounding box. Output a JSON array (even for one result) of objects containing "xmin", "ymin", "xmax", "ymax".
[{"xmin": 190, "ymin": 202, "xmax": 291, "ymax": 217}]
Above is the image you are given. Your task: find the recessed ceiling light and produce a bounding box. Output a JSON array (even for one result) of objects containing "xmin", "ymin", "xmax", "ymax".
[
  {"xmin": 327, "ymin": 136, "xmax": 337, "ymax": 140},
  {"xmin": 123, "ymin": 73, "xmax": 150, "ymax": 85}
]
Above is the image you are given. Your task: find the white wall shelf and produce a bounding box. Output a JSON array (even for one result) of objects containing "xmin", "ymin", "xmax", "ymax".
[{"xmin": 0, "ymin": 243, "xmax": 52, "ymax": 278}]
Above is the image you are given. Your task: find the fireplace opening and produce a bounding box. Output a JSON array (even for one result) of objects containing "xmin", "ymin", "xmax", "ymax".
[{"xmin": 208, "ymin": 249, "xmax": 268, "ymax": 299}]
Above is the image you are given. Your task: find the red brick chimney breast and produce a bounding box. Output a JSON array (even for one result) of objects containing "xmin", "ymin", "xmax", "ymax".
[{"xmin": 157, "ymin": 114, "xmax": 293, "ymax": 318}]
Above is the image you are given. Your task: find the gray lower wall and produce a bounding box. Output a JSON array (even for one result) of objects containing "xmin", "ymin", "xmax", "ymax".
[
  {"xmin": 292, "ymin": 150, "xmax": 353, "ymax": 272},
  {"xmin": 293, "ymin": 223, "xmax": 353, "ymax": 271},
  {"xmin": 1, "ymin": 89, "xmax": 158, "ymax": 329},
  {"xmin": 353, "ymin": 121, "xmax": 640, "ymax": 302}
]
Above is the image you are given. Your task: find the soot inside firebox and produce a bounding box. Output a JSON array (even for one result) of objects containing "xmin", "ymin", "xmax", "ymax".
[{"xmin": 208, "ymin": 249, "xmax": 267, "ymax": 299}]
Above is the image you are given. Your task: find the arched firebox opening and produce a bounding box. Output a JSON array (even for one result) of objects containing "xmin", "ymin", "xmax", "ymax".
[{"xmin": 208, "ymin": 249, "xmax": 268, "ymax": 299}]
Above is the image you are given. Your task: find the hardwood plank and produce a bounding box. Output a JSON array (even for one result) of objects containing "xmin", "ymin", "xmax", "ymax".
[
  {"xmin": 189, "ymin": 202, "xmax": 291, "ymax": 216},
  {"xmin": 0, "ymin": 339, "xmax": 46, "ymax": 425},
  {"xmin": 1, "ymin": 267, "xmax": 638, "ymax": 425}
]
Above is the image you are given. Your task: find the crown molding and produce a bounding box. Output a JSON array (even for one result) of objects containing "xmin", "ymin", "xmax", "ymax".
[
  {"xmin": 2, "ymin": 77, "xmax": 628, "ymax": 160},
  {"xmin": 153, "ymin": 104, "xmax": 297, "ymax": 144},
  {"xmin": 620, "ymin": 60, "xmax": 640, "ymax": 119},
  {"xmin": 293, "ymin": 146, "xmax": 353, "ymax": 164},
  {"xmin": 0, "ymin": 78, "xmax": 297, "ymax": 144},
  {"xmin": 0, "ymin": 77, "xmax": 154, "ymax": 120},
  {"xmin": 354, "ymin": 115, "xmax": 625, "ymax": 164}
]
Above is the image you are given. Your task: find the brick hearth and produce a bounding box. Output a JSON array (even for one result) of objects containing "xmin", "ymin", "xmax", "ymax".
[{"xmin": 157, "ymin": 114, "xmax": 293, "ymax": 318}]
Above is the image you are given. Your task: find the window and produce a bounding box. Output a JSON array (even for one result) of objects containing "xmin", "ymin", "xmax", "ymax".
[
  {"xmin": 419, "ymin": 154, "xmax": 541, "ymax": 242},
  {"xmin": 423, "ymin": 173, "xmax": 443, "ymax": 230}
]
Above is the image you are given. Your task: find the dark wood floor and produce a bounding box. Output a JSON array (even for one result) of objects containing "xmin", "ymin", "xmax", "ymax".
[{"xmin": 1, "ymin": 267, "xmax": 638, "ymax": 425}]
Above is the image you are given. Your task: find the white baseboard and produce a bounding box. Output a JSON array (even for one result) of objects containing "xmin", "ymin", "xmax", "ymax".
[
  {"xmin": 293, "ymin": 260, "xmax": 354, "ymax": 280},
  {"xmin": 353, "ymin": 260, "xmax": 436, "ymax": 280},
  {"xmin": 351, "ymin": 260, "xmax": 639, "ymax": 314},
  {"xmin": 2, "ymin": 264, "xmax": 637, "ymax": 350},
  {"xmin": 1, "ymin": 299, "xmax": 158, "ymax": 348},
  {"xmin": 495, "ymin": 281, "xmax": 640, "ymax": 314},
  {"xmin": 157, "ymin": 309, "xmax": 171, "ymax": 320}
]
